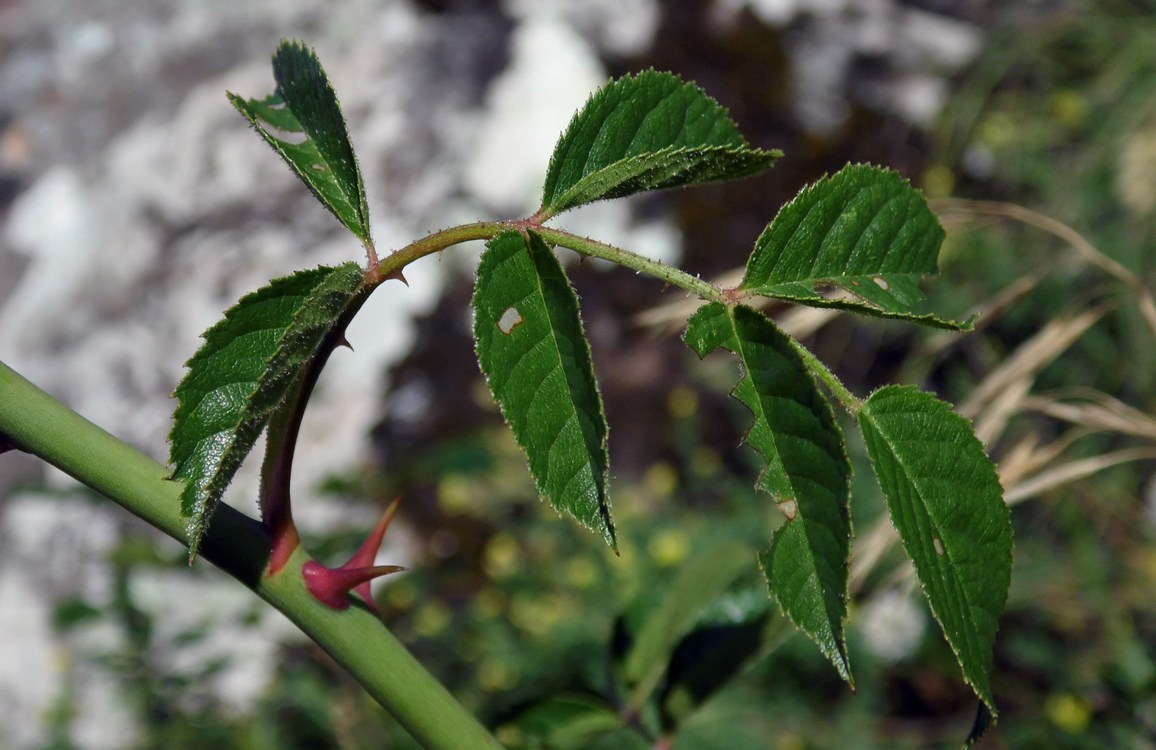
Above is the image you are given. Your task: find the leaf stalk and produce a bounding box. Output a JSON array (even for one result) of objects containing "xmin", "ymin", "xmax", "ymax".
[
  {"xmin": 785, "ymin": 337, "xmax": 862, "ymax": 414},
  {"xmin": 369, "ymin": 220, "xmax": 723, "ymax": 303}
]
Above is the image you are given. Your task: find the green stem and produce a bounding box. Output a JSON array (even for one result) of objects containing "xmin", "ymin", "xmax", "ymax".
[
  {"xmin": 368, "ymin": 221, "xmax": 723, "ymax": 303},
  {"xmin": 0, "ymin": 361, "xmax": 504, "ymax": 750},
  {"xmin": 786, "ymin": 338, "xmax": 862, "ymax": 414},
  {"xmin": 533, "ymin": 226, "xmax": 723, "ymax": 302},
  {"xmin": 373, "ymin": 222, "xmax": 504, "ymax": 284}
]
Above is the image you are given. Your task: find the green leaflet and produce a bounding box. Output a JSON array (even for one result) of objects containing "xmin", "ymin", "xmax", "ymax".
[
  {"xmin": 684, "ymin": 302, "xmax": 853, "ymax": 684},
  {"xmin": 472, "ymin": 230, "xmax": 615, "ymax": 548},
  {"xmin": 502, "ymin": 695, "xmax": 637, "ymax": 750},
  {"xmin": 859, "ymin": 385, "xmax": 1012, "ymax": 715},
  {"xmin": 740, "ymin": 164, "xmax": 969, "ymax": 330},
  {"xmin": 228, "ymin": 40, "xmax": 372, "ymax": 245},
  {"xmin": 623, "ymin": 534, "xmax": 757, "ymax": 702},
  {"xmin": 538, "ymin": 70, "xmax": 780, "ymax": 219},
  {"xmin": 170, "ymin": 263, "xmax": 367, "ymax": 559},
  {"xmin": 674, "ymin": 684, "xmax": 788, "ymax": 750}
]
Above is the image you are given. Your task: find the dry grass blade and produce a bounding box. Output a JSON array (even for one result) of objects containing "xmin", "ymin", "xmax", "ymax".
[
  {"xmin": 1004, "ymin": 447, "xmax": 1156, "ymax": 505},
  {"xmin": 773, "ymin": 305, "xmax": 840, "ymax": 339},
  {"xmin": 996, "ymin": 430, "xmax": 1091, "ymax": 490},
  {"xmin": 972, "ymin": 376, "xmax": 1033, "ymax": 447},
  {"xmin": 959, "ymin": 306, "xmax": 1108, "ymax": 420},
  {"xmin": 1021, "ymin": 390, "xmax": 1156, "ymax": 442},
  {"xmin": 922, "ymin": 274, "xmax": 1039, "ymax": 360},
  {"xmin": 853, "ymin": 438, "xmax": 1154, "ymax": 591},
  {"xmin": 850, "ymin": 517, "xmax": 898, "ymax": 593},
  {"xmin": 934, "ymin": 198, "xmax": 1156, "ymax": 336}
]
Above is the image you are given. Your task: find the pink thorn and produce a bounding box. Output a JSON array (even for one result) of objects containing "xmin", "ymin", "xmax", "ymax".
[
  {"xmin": 347, "ymin": 498, "xmax": 401, "ymax": 603},
  {"xmin": 350, "ymin": 498, "xmax": 400, "ymax": 569},
  {"xmin": 302, "ymin": 498, "xmax": 405, "ymax": 611},
  {"xmin": 303, "ymin": 561, "xmax": 406, "ymax": 609}
]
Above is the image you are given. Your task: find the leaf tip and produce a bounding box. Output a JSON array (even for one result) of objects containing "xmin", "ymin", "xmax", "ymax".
[
  {"xmin": 604, "ymin": 522, "xmax": 619, "ymax": 555},
  {"xmin": 964, "ymin": 699, "xmax": 996, "ymax": 747},
  {"xmin": 185, "ymin": 521, "xmax": 205, "ymax": 565}
]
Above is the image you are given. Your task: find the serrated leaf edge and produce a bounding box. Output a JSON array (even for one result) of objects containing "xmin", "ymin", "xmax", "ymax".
[
  {"xmin": 169, "ymin": 264, "xmax": 365, "ymax": 557},
  {"xmin": 739, "ymin": 164, "xmax": 957, "ymax": 327},
  {"xmin": 540, "ymin": 69, "xmax": 779, "ymax": 218},
  {"xmin": 859, "ymin": 385, "xmax": 1012, "ymax": 715},
  {"xmin": 685, "ymin": 303, "xmax": 853, "ymax": 683},
  {"xmin": 473, "ymin": 230, "xmax": 616, "ymax": 548},
  {"xmin": 227, "ymin": 40, "xmax": 371, "ymax": 245},
  {"xmin": 743, "ymin": 283, "xmax": 975, "ymax": 330}
]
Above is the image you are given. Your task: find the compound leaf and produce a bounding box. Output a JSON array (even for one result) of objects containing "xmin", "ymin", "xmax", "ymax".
[
  {"xmin": 684, "ymin": 302, "xmax": 853, "ymax": 684},
  {"xmin": 740, "ymin": 164, "xmax": 968, "ymax": 330},
  {"xmin": 170, "ymin": 263, "xmax": 367, "ymax": 559},
  {"xmin": 473, "ymin": 230, "xmax": 615, "ymax": 548},
  {"xmin": 859, "ymin": 385, "xmax": 1012, "ymax": 715},
  {"xmin": 228, "ymin": 40, "xmax": 371, "ymax": 245},
  {"xmin": 539, "ymin": 70, "xmax": 780, "ymax": 219}
]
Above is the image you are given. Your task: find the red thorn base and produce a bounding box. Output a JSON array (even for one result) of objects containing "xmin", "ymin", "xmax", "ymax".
[{"xmin": 302, "ymin": 498, "xmax": 405, "ymax": 611}]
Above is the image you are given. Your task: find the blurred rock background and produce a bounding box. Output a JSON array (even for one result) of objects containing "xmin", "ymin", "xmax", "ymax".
[{"xmin": 2, "ymin": 1, "xmax": 1155, "ymax": 748}]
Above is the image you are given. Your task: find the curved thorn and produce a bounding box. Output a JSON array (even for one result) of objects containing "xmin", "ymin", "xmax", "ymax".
[{"xmin": 303, "ymin": 560, "xmax": 407, "ymax": 610}]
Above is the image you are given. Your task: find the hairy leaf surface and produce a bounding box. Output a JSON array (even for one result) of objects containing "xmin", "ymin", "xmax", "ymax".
[
  {"xmin": 859, "ymin": 385, "xmax": 1012, "ymax": 714},
  {"xmin": 170, "ymin": 263, "xmax": 366, "ymax": 558},
  {"xmin": 473, "ymin": 230, "xmax": 614, "ymax": 547},
  {"xmin": 539, "ymin": 71, "xmax": 780, "ymax": 218},
  {"xmin": 740, "ymin": 164, "xmax": 967, "ymax": 329},
  {"xmin": 684, "ymin": 302, "xmax": 853, "ymax": 683},
  {"xmin": 228, "ymin": 40, "xmax": 371, "ymax": 244}
]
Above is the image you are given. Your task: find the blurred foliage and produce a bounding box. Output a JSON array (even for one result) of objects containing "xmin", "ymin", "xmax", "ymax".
[{"xmin": 916, "ymin": 3, "xmax": 1156, "ymax": 747}]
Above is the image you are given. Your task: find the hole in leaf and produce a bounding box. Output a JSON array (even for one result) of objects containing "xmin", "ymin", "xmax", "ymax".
[
  {"xmin": 777, "ymin": 498, "xmax": 798, "ymax": 521},
  {"xmin": 933, "ymin": 537, "xmax": 945, "ymax": 555},
  {"xmin": 498, "ymin": 306, "xmax": 522, "ymax": 335},
  {"xmin": 872, "ymin": 276, "xmax": 890, "ymax": 291},
  {"xmin": 256, "ymin": 117, "xmax": 308, "ymax": 145}
]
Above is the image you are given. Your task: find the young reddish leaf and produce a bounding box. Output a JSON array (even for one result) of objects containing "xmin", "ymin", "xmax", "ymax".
[
  {"xmin": 538, "ymin": 71, "xmax": 780, "ymax": 219},
  {"xmin": 684, "ymin": 302, "xmax": 853, "ymax": 684},
  {"xmin": 169, "ymin": 263, "xmax": 367, "ymax": 559},
  {"xmin": 228, "ymin": 40, "xmax": 372, "ymax": 246},
  {"xmin": 859, "ymin": 385, "xmax": 1012, "ymax": 715},
  {"xmin": 740, "ymin": 164, "xmax": 969, "ymax": 330},
  {"xmin": 473, "ymin": 230, "xmax": 615, "ymax": 548}
]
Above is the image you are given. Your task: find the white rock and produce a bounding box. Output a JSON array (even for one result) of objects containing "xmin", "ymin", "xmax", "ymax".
[{"xmin": 859, "ymin": 588, "xmax": 926, "ymax": 663}]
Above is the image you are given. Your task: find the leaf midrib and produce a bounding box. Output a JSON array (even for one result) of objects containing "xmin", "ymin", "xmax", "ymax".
[
  {"xmin": 729, "ymin": 308, "xmax": 844, "ymax": 626},
  {"xmin": 529, "ymin": 239, "xmax": 604, "ymax": 493},
  {"xmin": 863, "ymin": 408, "xmax": 988, "ymax": 665}
]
